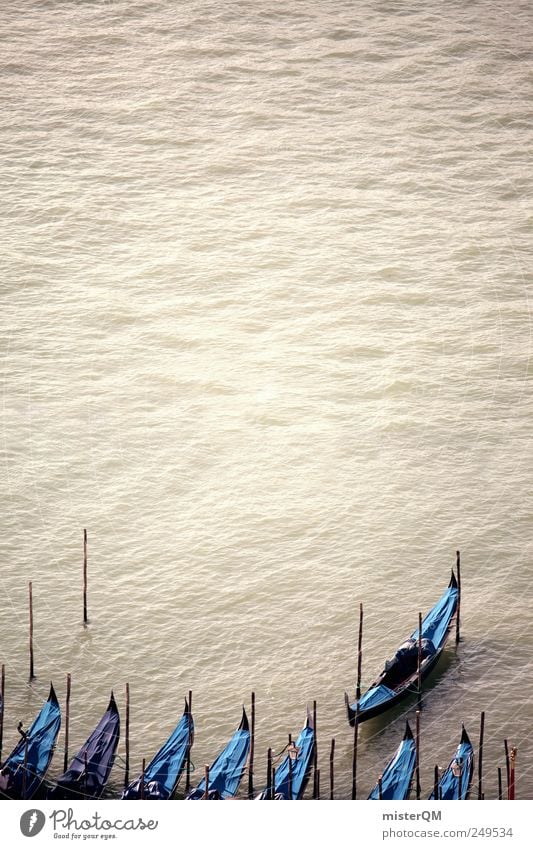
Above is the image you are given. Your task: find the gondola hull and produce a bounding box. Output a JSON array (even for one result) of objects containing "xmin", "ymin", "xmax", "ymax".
[
  {"xmin": 429, "ymin": 726, "xmax": 474, "ymax": 800},
  {"xmin": 258, "ymin": 710, "xmax": 315, "ymax": 800},
  {"xmin": 368, "ymin": 721, "xmax": 416, "ymax": 800},
  {"xmin": 346, "ymin": 572, "xmax": 458, "ymax": 726},
  {"xmin": 0, "ymin": 684, "xmax": 61, "ymax": 800},
  {"xmin": 122, "ymin": 699, "xmax": 193, "ymax": 800},
  {"xmin": 49, "ymin": 692, "xmax": 120, "ymax": 800},
  {"xmin": 187, "ymin": 707, "xmax": 249, "ymax": 800},
  {"xmin": 345, "ymin": 637, "xmax": 454, "ymax": 725}
]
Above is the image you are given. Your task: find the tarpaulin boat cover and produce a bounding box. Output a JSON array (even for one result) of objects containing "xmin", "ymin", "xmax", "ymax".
[
  {"xmin": 428, "ymin": 726, "xmax": 474, "ymax": 800},
  {"xmin": 368, "ymin": 722, "xmax": 416, "ymax": 800},
  {"xmin": 122, "ymin": 700, "xmax": 193, "ymax": 800},
  {"xmin": 51, "ymin": 692, "xmax": 120, "ymax": 799},
  {"xmin": 380, "ymin": 639, "xmax": 436, "ymax": 689},
  {"xmin": 411, "ymin": 578, "xmax": 459, "ymax": 651},
  {"xmin": 357, "ymin": 684, "xmax": 397, "ymax": 715},
  {"xmin": 0, "ymin": 684, "xmax": 61, "ymax": 799},
  {"xmin": 270, "ymin": 713, "xmax": 315, "ymax": 800},
  {"xmin": 350, "ymin": 573, "xmax": 458, "ymax": 718},
  {"xmin": 187, "ymin": 707, "xmax": 250, "ymax": 800}
]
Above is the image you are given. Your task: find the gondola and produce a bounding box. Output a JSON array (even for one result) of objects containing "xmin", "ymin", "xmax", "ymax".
[
  {"xmin": 49, "ymin": 692, "xmax": 120, "ymax": 799},
  {"xmin": 122, "ymin": 698, "xmax": 193, "ymax": 799},
  {"xmin": 258, "ymin": 709, "xmax": 315, "ymax": 800},
  {"xmin": 428, "ymin": 726, "xmax": 474, "ymax": 800},
  {"xmin": 186, "ymin": 707, "xmax": 250, "ymax": 799},
  {"xmin": 346, "ymin": 572, "xmax": 459, "ymax": 725},
  {"xmin": 368, "ymin": 721, "xmax": 416, "ymax": 800},
  {"xmin": 0, "ymin": 683, "xmax": 61, "ymax": 799}
]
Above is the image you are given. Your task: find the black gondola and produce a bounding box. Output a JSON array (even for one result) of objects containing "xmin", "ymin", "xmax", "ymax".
[
  {"xmin": 346, "ymin": 572, "xmax": 459, "ymax": 724},
  {"xmin": 49, "ymin": 692, "xmax": 120, "ymax": 799}
]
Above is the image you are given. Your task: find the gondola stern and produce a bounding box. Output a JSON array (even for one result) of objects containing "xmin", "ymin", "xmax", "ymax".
[
  {"xmin": 460, "ymin": 724, "xmax": 471, "ymax": 746},
  {"xmin": 344, "ymin": 692, "xmax": 356, "ymax": 727},
  {"xmin": 449, "ymin": 569, "xmax": 458, "ymax": 589},
  {"xmin": 48, "ymin": 681, "xmax": 59, "ymax": 705},
  {"xmin": 107, "ymin": 690, "xmax": 119, "ymax": 715},
  {"xmin": 239, "ymin": 705, "xmax": 249, "ymax": 733},
  {"xmin": 404, "ymin": 720, "xmax": 414, "ymax": 740}
]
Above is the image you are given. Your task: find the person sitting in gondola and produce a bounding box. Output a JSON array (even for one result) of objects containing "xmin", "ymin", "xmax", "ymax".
[
  {"xmin": 0, "ymin": 767, "xmax": 10, "ymax": 792},
  {"xmin": 0, "ymin": 723, "xmax": 29, "ymax": 795},
  {"xmin": 380, "ymin": 638, "xmax": 436, "ymax": 689},
  {"xmin": 0, "ymin": 763, "xmax": 20, "ymax": 795}
]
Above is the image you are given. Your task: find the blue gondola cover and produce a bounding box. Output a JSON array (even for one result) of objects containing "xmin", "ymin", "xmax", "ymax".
[
  {"xmin": 51, "ymin": 692, "xmax": 120, "ymax": 799},
  {"xmin": 357, "ymin": 684, "xmax": 397, "ymax": 715},
  {"xmin": 269, "ymin": 715, "xmax": 315, "ymax": 800},
  {"xmin": 0, "ymin": 684, "xmax": 61, "ymax": 799},
  {"xmin": 123, "ymin": 700, "xmax": 193, "ymax": 800},
  {"xmin": 428, "ymin": 726, "xmax": 474, "ymax": 800},
  {"xmin": 187, "ymin": 708, "xmax": 250, "ymax": 800},
  {"xmin": 368, "ymin": 722, "xmax": 416, "ymax": 800}
]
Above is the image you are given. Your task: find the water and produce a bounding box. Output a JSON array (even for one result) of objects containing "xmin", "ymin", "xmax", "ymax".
[{"xmin": 1, "ymin": 0, "xmax": 532, "ymax": 799}]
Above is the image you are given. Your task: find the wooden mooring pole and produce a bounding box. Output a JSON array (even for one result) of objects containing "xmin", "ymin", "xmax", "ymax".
[
  {"xmin": 497, "ymin": 767, "xmax": 503, "ymax": 800},
  {"xmin": 455, "ymin": 550, "xmax": 461, "ymax": 644},
  {"xmin": 0, "ymin": 663, "xmax": 5, "ymax": 765},
  {"xmin": 415, "ymin": 709, "xmax": 421, "ymax": 800},
  {"xmin": 356, "ymin": 603, "xmax": 363, "ymax": 705},
  {"xmin": 329, "ymin": 738, "xmax": 335, "ymax": 800},
  {"xmin": 83, "ymin": 529, "xmax": 88, "ymax": 625},
  {"xmin": 84, "ymin": 751, "xmax": 88, "ymax": 798},
  {"xmin": 63, "ymin": 673, "xmax": 71, "ymax": 772},
  {"xmin": 417, "ymin": 611, "xmax": 423, "ymax": 710},
  {"xmin": 351, "ymin": 602, "xmax": 363, "ymax": 800},
  {"xmin": 433, "ymin": 765, "xmax": 439, "ymax": 799},
  {"xmin": 203, "ymin": 764, "xmax": 209, "ymax": 800},
  {"xmin": 351, "ymin": 715, "xmax": 360, "ymax": 800},
  {"xmin": 312, "ymin": 700, "xmax": 318, "ymax": 799},
  {"xmin": 124, "ymin": 683, "xmax": 130, "ymax": 789},
  {"xmin": 267, "ymin": 747, "xmax": 273, "ymax": 799},
  {"xmin": 140, "ymin": 758, "xmax": 145, "ymax": 800},
  {"xmin": 378, "ymin": 775, "xmax": 383, "ymax": 800},
  {"xmin": 504, "ymin": 739, "xmax": 510, "ymax": 798},
  {"xmin": 509, "ymin": 748, "xmax": 517, "ymax": 800},
  {"xmin": 477, "ymin": 711, "xmax": 485, "ymax": 800},
  {"xmin": 29, "ymin": 582, "xmax": 35, "ymax": 680},
  {"xmin": 185, "ymin": 690, "xmax": 193, "ymax": 793},
  {"xmin": 22, "ymin": 735, "xmax": 29, "ymax": 798},
  {"xmin": 288, "ymin": 747, "xmax": 293, "ymax": 801},
  {"xmin": 248, "ymin": 691, "xmax": 255, "ymax": 799}
]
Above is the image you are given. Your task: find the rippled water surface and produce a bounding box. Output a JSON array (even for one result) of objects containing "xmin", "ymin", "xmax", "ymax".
[{"xmin": 1, "ymin": 0, "xmax": 532, "ymax": 799}]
